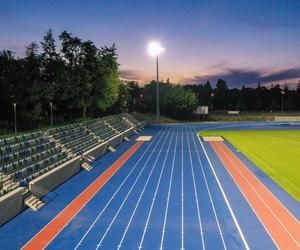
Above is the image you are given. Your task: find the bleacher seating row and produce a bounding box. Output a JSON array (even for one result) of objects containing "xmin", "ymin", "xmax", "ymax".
[{"xmin": 0, "ymin": 113, "xmax": 145, "ymax": 199}]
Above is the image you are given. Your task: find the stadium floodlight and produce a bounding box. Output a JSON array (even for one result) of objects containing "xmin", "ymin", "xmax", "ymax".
[
  {"xmin": 281, "ymin": 90, "xmax": 285, "ymax": 112},
  {"xmin": 210, "ymin": 92, "xmax": 215, "ymax": 110},
  {"xmin": 50, "ymin": 102, "xmax": 53, "ymax": 127},
  {"xmin": 148, "ymin": 42, "xmax": 165, "ymax": 57},
  {"xmin": 148, "ymin": 42, "xmax": 165, "ymax": 124},
  {"xmin": 13, "ymin": 103, "xmax": 17, "ymax": 136}
]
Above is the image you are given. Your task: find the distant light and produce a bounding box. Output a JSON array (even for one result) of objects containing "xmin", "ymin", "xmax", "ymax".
[{"xmin": 148, "ymin": 42, "xmax": 165, "ymax": 57}]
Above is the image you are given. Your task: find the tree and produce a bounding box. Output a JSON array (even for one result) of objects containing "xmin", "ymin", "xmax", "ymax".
[
  {"xmin": 39, "ymin": 29, "xmax": 64, "ymax": 121},
  {"xmin": 162, "ymin": 85, "xmax": 198, "ymax": 119},
  {"xmin": 216, "ymin": 78, "xmax": 228, "ymax": 91},
  {"xmin": 93, "ymin": 44, "xmax": 120, "ymax": 113}
]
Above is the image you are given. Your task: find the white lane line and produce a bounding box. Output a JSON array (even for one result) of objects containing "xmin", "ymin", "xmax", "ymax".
[
  {"xmin": 216, "ymin": 142, "xmax": 299, "ymax": 247},
  {"xmin": 137, "ymin": 128, "xmax": 175, "ymax": 249},
  {"xmin": 181, "ymin": 126, "xmax": 184, "ymax": 250},
  {"xmin": 73, "ymin": 127, "xmax": 166, "ymax": 249},
  {"xmin": 190, "ymin": 126, "xmax": 227, "ymax": 250},
  {"xmin": 194, "ymin": 126, "xmax": 249, "ymax": 250},
  {"xmin": 93, "ymin": 127, "xmax": 169, "ymax": 250},
  {"xmin": 201, "ymin": 122, "xmax": 299, "ymax": 222},
  {"xmin": 116, "ymin": 128, "xmax": 173, "ymax": 250},
  {"xmin": 159, "ymin": 127, "xmax": 179, "ymax": 250},
  {"xmin": 211, "ymin": 141, "xmax": 280, "ymax": 249},
  {"xmin": 187, "ymin": 126, "xmax": 205, "ymax": 249}
]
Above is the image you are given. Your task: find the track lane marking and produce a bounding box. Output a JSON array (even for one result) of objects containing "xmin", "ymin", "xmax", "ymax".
[
  {"xmin": 221, "ymin": 141, "xmax": 299, "ymax": 224},
  {"xmin": 21, "ymin": 141, "xmax": 143, "ymax": 250},
  {"xmin": 94, "ymin": 128, "xmax": 170, "ymax": 249},
  {"xmin": 115, "ymin": 127, "xmax": 172, "ymax": 249},
  {"xmin": 191, "ymin": 127, "xmax": 228, "ymax": 250},
  {"xmin": 159, "ymin": 127, "xmax": 179, "ymax": 250},
  {"xmin": 181, "ymin": 127, "xmax": 185, "ymax": 250},
  {"xmin": 73, "ymin": 127, "xmax": 165, "ymax": 249},
  {"xmin": 187, "ymin": 126, "xmax": 205, "ymax": 249},
  {"xmin": 211, "ymin": 141, "xmax": 300, "ymax": 249},
  {"xmin": 194, "ymin": 126, "xmax": 250, "ymax": 250},
  {"xmin": 137, "ymin": 128, "xmax": 175, "ymax": 249}
]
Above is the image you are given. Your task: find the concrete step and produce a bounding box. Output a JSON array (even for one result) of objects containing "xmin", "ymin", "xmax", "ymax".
[
  {"xmin": 108, "ymin": 146, "xmax": 116, "ymax": 152},
  {"xmin": 0, "ymin": 174, "xmax": 10, "ymax": 184},
  {"xmin": 25, "ymin": 195, "xmax": 45, "ymax": 211},
  {"xmin": 83, "ymin": 154, "xmax": 95, "ymax": 163},
  {"xmin": 3, "ymin": 179, "xmax": 14, "ymax": 190},
  {"xmin": 3, "ymin": 180, "xmax": 19, "ymax": 191},
  {"xmin": 82, "ymin": 162, "xmax": 93, "ymax": 171}
]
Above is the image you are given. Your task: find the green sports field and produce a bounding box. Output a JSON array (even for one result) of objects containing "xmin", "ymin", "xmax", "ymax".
[{"xmin": 199, "ymin": 130, "xmax": 300, "ymax": 203}]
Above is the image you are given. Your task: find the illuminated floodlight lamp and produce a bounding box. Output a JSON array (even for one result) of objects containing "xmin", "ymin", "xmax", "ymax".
[
  {"xmin": 148, "ymin": 42, "xmax": 165, "ymax": 57},
  {"xmin": 147, "ymin": 41, "xmax": 165, "ymax": 124}
]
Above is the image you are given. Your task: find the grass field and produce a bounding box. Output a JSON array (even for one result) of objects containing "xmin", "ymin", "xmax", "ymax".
[{"xmin": 198, "ymin": 130, "xmax": 300, "ymax": 203}]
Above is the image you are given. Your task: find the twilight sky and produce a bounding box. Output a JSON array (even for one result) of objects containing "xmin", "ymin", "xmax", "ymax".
[{"xmin": 1, "ymin": 0, "xmax": 300, "ymax": 88}]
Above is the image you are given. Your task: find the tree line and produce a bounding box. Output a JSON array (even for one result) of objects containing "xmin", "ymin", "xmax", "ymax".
[
  {"xmin": 184, "ymin": 79, "xmax": 300, "ymax": 111},
  {"xmin": 1, "ymin": 29, "xmax": 300, "ymax": 132},
  {"xmin": 127, "ymin": 78, "xmax": 300, "ymax": 119},
  {"xmin": 0, "ymin": 29, "xmax": 120, "ymax": 131}
]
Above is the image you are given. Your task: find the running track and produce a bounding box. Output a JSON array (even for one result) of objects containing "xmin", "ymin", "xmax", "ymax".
[{"xmin": 0, "ymin": 123, "xmax": 299, "ymax": 250}]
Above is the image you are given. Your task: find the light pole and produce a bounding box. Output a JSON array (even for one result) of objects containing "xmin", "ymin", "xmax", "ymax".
[
  {"xmin": 210, "ymin": 92, "xmax": 214, "ymax": 110},
  {"xmin": 148, "ymin": 42, "xmax": 165, "ymax": 124},
  {"xmin": 281, "ymin": 90, "xmax": 285, "ymax": 113},
  {"xmin": 13, "ymin": 103, "xmax": 17, "ymax": 136},
  {"xmin": 50, "ymin": 102, "xmax": 53, "ymax": 127}
]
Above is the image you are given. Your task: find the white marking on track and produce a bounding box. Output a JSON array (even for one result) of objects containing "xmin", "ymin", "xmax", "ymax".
[
  {"xmin": 93, "ymin": 128, "xmax": 169, "ymax": 249},
  {"xmin": 190, "ymin": 126, "xmax": 227, "ymax": 250},
  {"xmin": 194, "ymin": 126, "xmax": 250, "ymax": 250},
  {"xmin": 115, "ymin": 128, "xmax": 172, "ymax": 250},
  {"xmin": 187, "ymin": 126, "xmax": 205, "ymax": 249},
  {"xmin": 216, "ymin": 142, "xmax": 299, "ymax": 247},
  {"xmin": 159, "ymin": 127, "xmax": 179, "ymax": 250},
  {"xmin": 137, "ymin": 128, "xmax": 175, "ymax": 249},
  {"xmin": 181, "ymin": 127, "xmax": 185, "ymax": 250},
  {"xmin": 73, "ymin": 128, "xmax": 166, "ymax": 249}
]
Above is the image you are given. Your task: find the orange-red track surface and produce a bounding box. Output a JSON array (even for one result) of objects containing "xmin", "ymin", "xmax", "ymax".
[
  {"xmin": 22, "ymin": 141, "xmax": 143, "ymax": 250},
  {"xmin": 210, "ymin": 141, "xmax": 300, "ymax": 250}
]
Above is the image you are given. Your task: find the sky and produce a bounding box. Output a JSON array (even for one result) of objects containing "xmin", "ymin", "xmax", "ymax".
[{"xmin": 1, "ymin": 0, "xmax": 300, "ymax": 88}]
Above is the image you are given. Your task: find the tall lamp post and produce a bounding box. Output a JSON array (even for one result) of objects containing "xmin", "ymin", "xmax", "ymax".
[
  {"xmin": 50, "ymin": 102, "xmax": 53, "ymax": 127},
  {"xmin": 210, "ymin": 92, "xmax": 214, "ymax": 110},
  {"xmin": 281, "ymin": 90, "xmax": 285, "ymax": 113},
  {"xmin": 148, "ymin": 42, "xmax": 165, "ymax": 124},
  {"xmin": 13, "ymin": 103, "xmax": 17, "ymax": 136}
]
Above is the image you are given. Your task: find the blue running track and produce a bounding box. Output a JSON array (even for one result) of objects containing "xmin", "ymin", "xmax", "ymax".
[{"xmin": 0, "ymin": 122, "xmax": 299, "ymax": 250}]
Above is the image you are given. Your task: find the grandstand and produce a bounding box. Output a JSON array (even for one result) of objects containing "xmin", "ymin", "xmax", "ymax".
[{"xmin": 0, "ymin": 113, "xmax": 146, "ymax": 226}]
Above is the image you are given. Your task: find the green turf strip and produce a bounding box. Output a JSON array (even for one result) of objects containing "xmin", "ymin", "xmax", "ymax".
[{"xmin": 198, "ymin": 130, "xmax": 300, "ymax": 203}]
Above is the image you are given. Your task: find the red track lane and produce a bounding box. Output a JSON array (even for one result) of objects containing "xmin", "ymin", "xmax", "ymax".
[
  {"xmin": 210, "ymin": 141, "xmax": 300, "ymax": 250},
  {"xmin": 22, "ymin": 141, "xmax": 143, "ymax": 250}
]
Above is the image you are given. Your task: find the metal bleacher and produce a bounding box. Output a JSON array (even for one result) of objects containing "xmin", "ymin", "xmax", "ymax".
[
  {"xmin": 48, "ymin": 124, "xmax": 98, "ymax": 154},
  {"xmin": 0, "ymin": 132, "xmax": 67, "ymax": 197},
  {"xmin": 83, "ymin": 119, "xmax": 116, "ymax": 142},
  {"xmin": 0, "ymin": 113, "xmax": 145, "ymax": 202},
  {"xmin": 103, "ymin": 115, "xmax": 132, "ymax": 133}
]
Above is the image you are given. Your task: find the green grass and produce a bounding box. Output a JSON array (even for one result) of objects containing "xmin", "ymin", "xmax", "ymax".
[{"xmin": 199, "ymin": 130, "xmax": 300, "ymax": 203}]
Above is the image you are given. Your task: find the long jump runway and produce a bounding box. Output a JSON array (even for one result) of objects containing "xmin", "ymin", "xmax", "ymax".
[{"xmin": 1, "ymin": 124, "xmax": 300, "ymax": 249}]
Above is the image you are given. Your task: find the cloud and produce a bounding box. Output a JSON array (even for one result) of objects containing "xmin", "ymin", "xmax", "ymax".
[
  {"xmin": 119, "ymin": 69, "xmax": 152, "ymax": 83},
  {"xmin": 119, "ymin": 69, "xmax": 141, "ymax": 80},
  {"xmin": 184, "ymin": 67, "xmax": 300, "ymax": 88}
]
